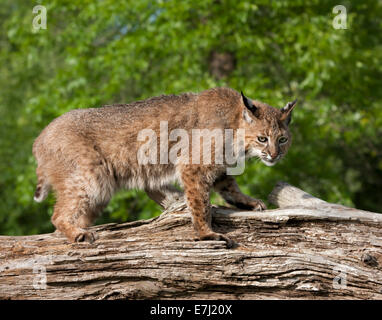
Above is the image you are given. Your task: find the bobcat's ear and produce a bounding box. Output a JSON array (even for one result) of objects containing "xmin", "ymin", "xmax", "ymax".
[
  {"xmin": 241, "ymin": 91, "xmax": 260, "ymax": 117},
  {"xmin": 280, "ymin": 99, "xmax": 298, "ymax": 125}
]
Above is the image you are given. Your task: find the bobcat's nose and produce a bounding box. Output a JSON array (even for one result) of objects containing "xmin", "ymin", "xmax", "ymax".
[{"xmin": 267, "ymin": 154, "xmax": 278, "ymax": 161}]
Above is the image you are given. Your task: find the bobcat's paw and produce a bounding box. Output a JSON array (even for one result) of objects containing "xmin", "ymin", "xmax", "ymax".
[
  {"xmin": 249, "ymin": 199, "xmax": 267, "ymax": 211},
  {"xmin": 74, "ymin": 230, "xmax": 98, "ymax": 244},
  {"xmin": 197, "ymin": 232, "xmax": 236, "ymax": 248}
]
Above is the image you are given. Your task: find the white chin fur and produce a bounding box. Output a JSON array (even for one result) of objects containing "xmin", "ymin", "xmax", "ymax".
[{"xmin": 261, "ymin": 159, "xmax": 277, "ymax": 167}]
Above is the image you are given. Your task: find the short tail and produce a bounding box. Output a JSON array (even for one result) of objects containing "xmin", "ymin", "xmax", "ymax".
[{"xmin": 34, "ymin": 179, "xmax": 50, "ymax": 203}]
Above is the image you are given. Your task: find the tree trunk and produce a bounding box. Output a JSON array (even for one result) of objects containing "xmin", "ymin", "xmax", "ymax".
[{"xmin": 1, "ymin": 182, "xmax": 381, "ymax": 300}]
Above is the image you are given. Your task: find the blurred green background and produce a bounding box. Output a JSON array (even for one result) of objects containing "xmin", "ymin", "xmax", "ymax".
[{"xmin": 1, "ymin": 0, "xmax": 381, "ymax": 236}]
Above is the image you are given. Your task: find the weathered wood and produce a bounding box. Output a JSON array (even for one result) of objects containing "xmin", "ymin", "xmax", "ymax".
[{"xmin": 0, "ymin": 182, "xmax": 381, "ymax": 300}]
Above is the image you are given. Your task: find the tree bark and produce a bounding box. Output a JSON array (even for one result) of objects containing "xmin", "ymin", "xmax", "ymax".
[{"xmin": 0, "ymin": 182, "xmax": 381, "ymax": 300}]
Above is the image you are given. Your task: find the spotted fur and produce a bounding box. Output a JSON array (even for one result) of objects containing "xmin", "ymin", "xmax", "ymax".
[{"xmin": 33, "ymin": 87, "xmax": 296, "ymax": 246}]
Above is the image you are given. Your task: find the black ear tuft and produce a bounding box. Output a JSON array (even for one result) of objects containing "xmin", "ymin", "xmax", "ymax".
[
  {"xmin": 280, "ymin": 98, "xmax": 298, "ymax": 125},
  {"xmin": 241, "ymin": 91, "xmax": 259, "ymax": 117},
  {"xmin": 281, "ymin": 99, "xmax": 298, "ymax": 114}
]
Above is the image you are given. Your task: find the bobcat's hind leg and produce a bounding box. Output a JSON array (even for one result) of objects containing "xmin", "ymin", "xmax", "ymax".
[
  {"xmin": 77, "ymin": 201, "xmax": 108, "ymax": 229},
  {"xmin": 52, "ymin": 193, "xmax": 98, "ymax": 243}
]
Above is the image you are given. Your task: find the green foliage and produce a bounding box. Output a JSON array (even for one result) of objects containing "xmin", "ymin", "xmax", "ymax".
[{"xmin": 1, "ymin": 0, "xmax": 381, "ymax": 235}]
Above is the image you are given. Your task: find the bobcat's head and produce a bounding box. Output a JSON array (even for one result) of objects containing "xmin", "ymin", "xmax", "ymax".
[{"xmin": 239, "ymin": 91, "xmax": 297, "ymax": 166}]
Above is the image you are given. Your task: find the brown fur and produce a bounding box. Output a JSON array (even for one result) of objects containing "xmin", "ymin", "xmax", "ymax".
[{"xmin": 33, "ymin": 87, "xmax": 295, "ymax": 247}]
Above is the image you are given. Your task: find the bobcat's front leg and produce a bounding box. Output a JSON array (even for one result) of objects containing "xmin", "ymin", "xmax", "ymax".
[
  {"xmin": 214, "ymin": 174, "xmax": 266, "ymax": 211},
  {"xmin": 180, "ymin": 166, "xmax": 235, "ymax": 248}
]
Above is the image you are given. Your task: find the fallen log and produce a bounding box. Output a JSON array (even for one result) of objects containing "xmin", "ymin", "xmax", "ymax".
[{"xmin": 0, "ymin": 182, "xmax": 381, "ymax": 300}]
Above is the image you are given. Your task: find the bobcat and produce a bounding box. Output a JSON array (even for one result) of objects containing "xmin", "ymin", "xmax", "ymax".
[{"xmin": 33, "ymin": 87, "xmax": 297, "ymax": 247}]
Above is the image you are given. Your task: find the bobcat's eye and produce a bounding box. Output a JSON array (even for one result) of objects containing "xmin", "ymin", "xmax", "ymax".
[
  {"xmin": 257, "ymin": 136, "xmax": 268, "ymax": 143},
  {"xmin": 279, "ymin": 137, "xmax": 288, "ymax": 144}
]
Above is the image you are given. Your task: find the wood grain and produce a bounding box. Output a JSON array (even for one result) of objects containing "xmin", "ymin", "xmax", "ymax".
[{"xmin": 0, "ymin": 182, "xmax": 381, "ymax": 299}]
